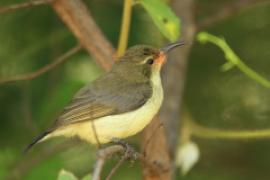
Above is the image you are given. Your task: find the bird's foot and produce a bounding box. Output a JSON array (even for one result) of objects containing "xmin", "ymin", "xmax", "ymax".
[{"xmin": 110, "ymin": 138, "xmax": 139, "ymax": 160}]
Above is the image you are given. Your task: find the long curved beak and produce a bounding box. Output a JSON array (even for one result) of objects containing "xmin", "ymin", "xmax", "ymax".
[
  {"xmin": 155, "ymin": 41, "xmax": 186, "ymax": 66},
  {"xmin": 160, "ymin": 41, "xmax": 185, "ymax": 53}
]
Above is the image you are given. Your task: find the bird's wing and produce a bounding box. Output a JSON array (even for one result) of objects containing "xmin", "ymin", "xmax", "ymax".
[{"xmin": 51, "ymin": 74, "xmax": 152, "ymax": 129}]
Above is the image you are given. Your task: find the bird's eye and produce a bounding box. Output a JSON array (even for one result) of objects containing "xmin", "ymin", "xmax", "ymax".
[{"xmin": 147, "ymin": 58, "xmax": 154, "ymax": 65}]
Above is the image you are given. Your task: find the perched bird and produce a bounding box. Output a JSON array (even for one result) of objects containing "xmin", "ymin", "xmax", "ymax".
[{"xmin": 25, "ymin": 42, "xmax": 185, "ymax": 152}]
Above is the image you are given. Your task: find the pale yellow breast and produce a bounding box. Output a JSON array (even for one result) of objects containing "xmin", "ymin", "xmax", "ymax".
[{"xmin": 49, "ymin": 70, "xmax": 163, "ymax": 144}]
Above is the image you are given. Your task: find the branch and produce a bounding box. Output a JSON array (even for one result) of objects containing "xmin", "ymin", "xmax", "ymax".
[
  {"xmin": 92, "ymin": 145, "xmax": 143, "ymax": 180},
  {"xmin": 92, "ymin": 145, "xmax": 124, "ymax": 180},
  {"xmin": 193, "ymin": 123, "xmax": 270, "ymax": 140},
  {"xmin": 141, "ymin": 118, "xmax": 171, "ymax": 180},
  {"xmin": 0, "ymin": 0, "xmax": 53, "ymax": 14},
  {"xmin": 105, "ymin": 153, "xmax": 127, "ymax": 180},
  {"xmin": 117, "ymin": 0, "xmax": 133, "ymax": 57},
  {"xmin": 0, "ymin": 44, "xmax": 82, "ymax": 84},
  {"xmin": 183, "ymin": 112, "xmax": 270, "ymax": 140},
  {"xmin": 197, "ymin": 0, "xmax": 270, "ymax": 31},
  {"xmin": 52, "ymin": 0, "xmax": 115, "ymax": 71},
  {"xmin": 141, "ymin": 0, "xmax": 196, "ymax": 179}
]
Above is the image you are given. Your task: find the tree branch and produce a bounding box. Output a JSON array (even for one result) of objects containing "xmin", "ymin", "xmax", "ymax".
[
  {"xmin": 52, "ymin": 0, "xmax": 115, "ymax": 71},
  {"xmin": 0, "ymin": 0, "xmax": 53, "ymax": 14},
  {"xmin": 197, "ymin": 0, "xmax": 270, "ymax": 31},
  {"xmin": 141, "ymin": 0, "xmax": 196, "ymax": 179},
  {"xmin": 141, "ymin": 118, "xmax": 171, "ymax": 180},
  {"xmin": 0, "ymin": 44, "xmax": 81, "ymax": 84}
]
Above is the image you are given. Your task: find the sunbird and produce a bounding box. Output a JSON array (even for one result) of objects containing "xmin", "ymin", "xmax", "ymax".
[{"xmin": 25, "ymin": 42, "xmax": 185, "ymax": 152}]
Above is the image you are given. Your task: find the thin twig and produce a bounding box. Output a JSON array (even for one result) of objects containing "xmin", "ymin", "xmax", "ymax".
[
  {"xmin": 197, "ymin": 0, "xmax": 270, "ymax": 31},
  {"xmin": 92, "ymin": 145, "xmax": 124, "ymax": 180},
  {"xmin": 117, "ymin": 0, "xmax": 133, "ymax": 57},
  {"xmin": 0, "ymin": 0, "xmax": 53, "ymax": 14},
  {"xmin": 92, "ymin": 145, "xmax": 143, "ymax": 180},
  {"xmin": 92, "ymin": 157, "xmax": 105, "ymax": 180},
  {"xmin": 52, "ymin": 0, "xmax": 115, "ymax": 71},
  {"xmin": 105, "ymin": 153, "xmax": 128, "ymax": 180},
  {"xmin": 0, "ymin": 44, "xmax": 82, "ymax": 84}
]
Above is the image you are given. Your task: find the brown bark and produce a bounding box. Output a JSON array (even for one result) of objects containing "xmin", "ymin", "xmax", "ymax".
[
  {"xmin": 52, "ymin": 0, "xmax": 115, "ymax": 71},
  {"xmin": 141, "ymin": 117, "xmax": 172, "ymax": 180}
]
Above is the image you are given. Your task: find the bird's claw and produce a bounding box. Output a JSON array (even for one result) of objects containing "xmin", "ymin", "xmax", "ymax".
[{"xmin": 110, "ymin": 138, "xmax": 138, "ymax": 160}]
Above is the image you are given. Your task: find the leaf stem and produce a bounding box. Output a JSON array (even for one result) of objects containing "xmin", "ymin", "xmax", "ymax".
[
  {"xmin": 117, "ymin": 0, "xmax": 133, "ymax": 57},
  {"xmin": 197, "ymin": 32, "xmax": 270, "ymax": 88},
  {"xmin": 184, "ymin": 113, "xmax": 270, "ymax": 140}
]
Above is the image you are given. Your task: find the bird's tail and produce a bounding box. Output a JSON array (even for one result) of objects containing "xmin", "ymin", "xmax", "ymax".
[{"xmin": 23, "ymin": 131, "xmax": 51, "ymax": 154}]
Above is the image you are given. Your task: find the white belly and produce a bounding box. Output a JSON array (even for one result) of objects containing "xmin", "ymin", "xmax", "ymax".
[{"xmin": 49, "ymin": 71, "xmax": 163, "ymax": 144}]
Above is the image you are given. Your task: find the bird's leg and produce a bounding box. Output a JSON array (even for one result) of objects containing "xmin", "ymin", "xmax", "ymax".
[{"xmin": 90, "ymin": 121, "xmax": 101, "ymax": 148}]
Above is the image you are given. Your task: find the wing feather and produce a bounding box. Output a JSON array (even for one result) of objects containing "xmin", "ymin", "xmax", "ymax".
[{"xmin": 51, "ymin": 73, "xmax": 152, "ymax": 129}]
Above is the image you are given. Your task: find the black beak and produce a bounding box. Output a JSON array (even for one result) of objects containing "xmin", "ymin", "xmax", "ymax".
[{"xmin": 160, "ymin": 41, "xmax": 186, "ymax": 53}]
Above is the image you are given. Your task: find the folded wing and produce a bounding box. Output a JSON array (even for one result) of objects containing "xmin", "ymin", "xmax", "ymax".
[{"xmin": 51, "ymin": 73, "xmax": 152, "ymax": 130}]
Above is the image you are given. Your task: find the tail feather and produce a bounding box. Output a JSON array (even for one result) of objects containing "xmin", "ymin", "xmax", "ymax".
[{"xmin": 23, "ymin": 131, "xmax": 51, "ymax": 154}]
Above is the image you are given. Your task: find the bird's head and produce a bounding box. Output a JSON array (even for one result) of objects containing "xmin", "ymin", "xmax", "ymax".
[{"xmin": 113, "ymin": 42, "xmax": 185, "ymax": 82}]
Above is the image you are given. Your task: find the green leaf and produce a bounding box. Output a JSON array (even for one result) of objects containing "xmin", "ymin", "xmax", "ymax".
[
  {"xmin": 221, "ymin": 62, "xmax": 235, "ymax": 72},
  {"xmin": 57, "ymin": 169, "xmax": 78, "ymax": 180},
  {"xmin": 137, "ymin": 0, "xmax": 181, "ymax": 42},
  {"xmin": 81, "ymin": 173, "xmax": 92, "ymax": 180}
]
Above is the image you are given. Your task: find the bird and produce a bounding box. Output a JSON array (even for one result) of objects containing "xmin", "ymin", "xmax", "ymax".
[{"xmin": 24, "ymin": 42, "xmax": 185, "ymax": 152}]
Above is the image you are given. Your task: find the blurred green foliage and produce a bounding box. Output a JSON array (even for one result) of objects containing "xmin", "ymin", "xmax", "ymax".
[
  {"xmin": 0, "ymin": 0, "xmax": 270, "ymax": 180},
  {"xmin": 197, "ymin": 31, "xmax": 270, "ymax": 88},
  {"xmin": 57, "ymin": 169, "xmax": 79, "ymax": 180},
  {"xmin": 184, "ymin": 2, "xmax": 270, "ymax": 180}
]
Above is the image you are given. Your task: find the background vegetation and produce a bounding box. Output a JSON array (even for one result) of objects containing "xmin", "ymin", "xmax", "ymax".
[{"xmin": 0, "ymin": 0, "xmax": 270, "ymax": 179}]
